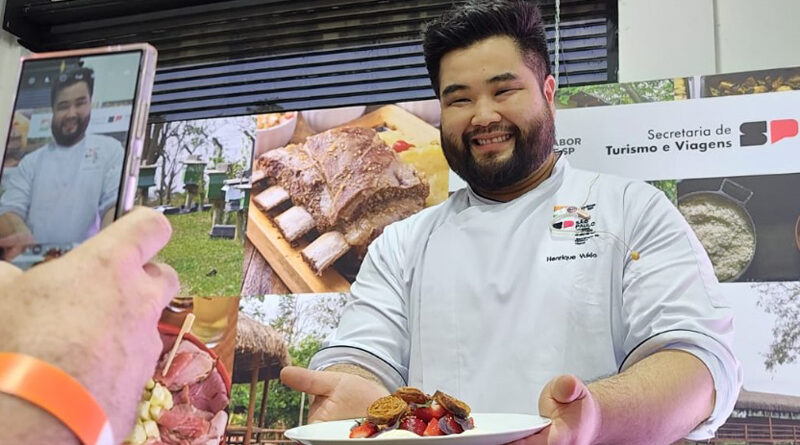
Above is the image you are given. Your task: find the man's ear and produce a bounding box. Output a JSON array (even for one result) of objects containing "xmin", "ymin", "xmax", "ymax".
[{"xmin": 542, "ymin": 74, "xmax": 556, "ymax": 115}]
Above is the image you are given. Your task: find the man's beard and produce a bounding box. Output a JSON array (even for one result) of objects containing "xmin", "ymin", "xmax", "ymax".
[
  {"xmin": 51, "ymin": 113, "xmax": 90, "ymax": 147},
  {"xmin": 441, "ymin": 107, "xmax": 555, "ymax": 192}
]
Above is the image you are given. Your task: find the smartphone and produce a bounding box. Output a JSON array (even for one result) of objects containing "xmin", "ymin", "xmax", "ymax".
[{"xmin": 0, "ymin": 44, "xmax": 157, "ymax": 268}]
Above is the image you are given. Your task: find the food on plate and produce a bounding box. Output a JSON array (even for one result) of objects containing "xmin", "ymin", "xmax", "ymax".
[
  {"xmin": 256, "ymin": 112, "xmax": 296, "ymax": 130},
  {"xmin": 393, "ymin": 386, "xmax": 429, "ymax": 405},
  {"xmin": 125, "ymin": 379, "xmax": 173, "ymax": 444},
  {"xmin": 257, "ymin": 127, "xmax": 429, "ymax": 273},
  {"xmin": 377, "ymin": 428, "xmax": 419, "ymax": 438},
  {"xmin": 433, "ymin": 390, "xmax": 470, "ymax": 418},
  {"xmin": 349, "ymin": 421, "xmax": 379, "ymax": 439},
  {"xmin": 376, "ymin": 129, "xmax": 449, "ymax": 207},
  {"xmin": 124, "ymin": 333, "xmax": 230, "ymax": 445},
  {"xmin": 349, "ymin": 388, "xmax": 475, "ymax": 439},
  {"xmin": 678, "ymin": 194, "xmax": 755, "ymax": 282},
  {"xmin": 367, "ymin": 395, "xmax": 408, "ymax": 425}
]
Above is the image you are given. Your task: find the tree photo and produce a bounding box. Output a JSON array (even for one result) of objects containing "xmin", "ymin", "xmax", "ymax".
[
  {"xmin": 754, "ymin": 282, "xmax": 800, "ymax": 371},
  {"xmin": 141, "ymin": 116, "xmax": 255, "ymax": 296},
  {"xmin": 232, "ymin": 294, "xmax": 348, "ymax": 431}
]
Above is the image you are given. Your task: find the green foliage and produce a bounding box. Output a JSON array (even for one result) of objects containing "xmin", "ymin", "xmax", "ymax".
[
  {"xmin": 229, "ymin": 147, "xmax": 250, "ymax": 179},
  {"xmin": 754, "ymin": 282, "xmax": 800, "ymax": 371},
  {"xmin": 647, "ymin": 180, "xmax": 678, "ymax": 207},
  {"xmin": 556, "ymin": 79, "xmax": 675, "ymax": 108},
  {"xmin": 155, "ymin": 210, "xmax": 243, "ymax": 296}
]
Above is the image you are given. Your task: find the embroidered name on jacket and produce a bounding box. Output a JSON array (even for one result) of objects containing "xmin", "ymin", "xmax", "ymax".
[{"xmin": 546, "ymin": 251, "xmax": 598, "ymax": 262}]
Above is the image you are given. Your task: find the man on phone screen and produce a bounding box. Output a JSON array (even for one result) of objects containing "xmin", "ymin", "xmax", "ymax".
[{"xmin": 0, "ymin": 67, "xmax": 124, "ymax": 261}]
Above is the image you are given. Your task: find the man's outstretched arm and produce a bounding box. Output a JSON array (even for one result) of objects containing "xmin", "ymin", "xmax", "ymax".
[{"xmin": 512, "ymin": 349, "xmax": 715, "ymax": 445}]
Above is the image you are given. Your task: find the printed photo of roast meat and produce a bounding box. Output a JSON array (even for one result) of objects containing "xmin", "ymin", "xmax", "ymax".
[{"xmin": 255, "ymin": 126, "xmax": 429, "ymax": 273}]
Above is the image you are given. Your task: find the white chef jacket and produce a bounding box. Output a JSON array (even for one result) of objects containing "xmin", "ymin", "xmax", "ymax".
[
  {"xmin": 310, "ymin": 156, "xmax": 742, "ymax": 440},
  {"xmin": 0, "ymin": 134, "xmax": 124, "ymax": 245}
]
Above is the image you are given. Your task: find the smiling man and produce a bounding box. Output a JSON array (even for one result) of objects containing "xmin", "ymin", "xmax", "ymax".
[
  {"xmin": 0, "ymin": 67, "xmax": 124, "ymax": 260},
  {"xmin": 280, "ymin": 1, "xmax": 742, "ymax": 444}
]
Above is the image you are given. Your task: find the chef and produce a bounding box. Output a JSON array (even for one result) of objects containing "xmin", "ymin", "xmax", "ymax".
[
  {"xmin": 0, "ymin": 67, "xmax": 123, "ymax": 260},
  {"xmin": 281, "ymin": 1, "xmax": 742, "ymax": 444}
]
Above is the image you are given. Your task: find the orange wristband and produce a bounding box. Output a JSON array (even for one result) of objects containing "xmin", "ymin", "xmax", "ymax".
[{"xmin": 0, "ymin": 353, "xmax": 113, "ymax": 445}]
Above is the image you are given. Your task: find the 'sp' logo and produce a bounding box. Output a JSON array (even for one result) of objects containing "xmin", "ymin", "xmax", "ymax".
[{"xmin": 740, "ymin": 119, "xmax": 799, "ymax": 146}]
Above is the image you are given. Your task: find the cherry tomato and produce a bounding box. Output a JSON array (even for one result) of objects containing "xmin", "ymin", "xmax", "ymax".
[{"xmin": 392, "ymin": 140, "xmax": 414, "ymax": 153}]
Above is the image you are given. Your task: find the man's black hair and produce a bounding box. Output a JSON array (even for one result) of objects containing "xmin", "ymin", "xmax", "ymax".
[
  {"xmin": 422, "ymin": 0, "xmax": 551, "ymax": 97},
  {"xmin": 50, "ymin": 67, "xmax": 94, "ymax": 107}
]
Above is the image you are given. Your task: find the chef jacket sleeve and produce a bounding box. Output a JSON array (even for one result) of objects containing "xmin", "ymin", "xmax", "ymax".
[
  {"xmin": 309, "ymin": 222, "xmax": 410, "ymax": 391},
  {"xmin": 619, "ymin": 186, "xmax": 743, "ymax": 441}
]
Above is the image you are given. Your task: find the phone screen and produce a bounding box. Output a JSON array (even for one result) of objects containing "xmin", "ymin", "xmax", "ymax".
[{"xmin": 0, "ymin": 50, "xmax": 145, "ymax": 268}]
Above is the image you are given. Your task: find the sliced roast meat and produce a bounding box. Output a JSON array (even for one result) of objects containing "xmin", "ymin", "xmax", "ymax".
[
  {"xmin": 158, "ymin": 404, "xmax": 213, "ymax": 443},
  {"xmin": 253, "ymin": 185, "xmax": 290, "ymax": 212},
  {"xmin": 195, "ymin": 411, "xmax": 228, "ymax": 445},
  {"xmin": 157, "ymin": 404, "xmax": 228, "ymax": 445},
  {"xmin": 155, "ymin": 340, "xmax": 215, "ymax": 391},
  {"xmin": 274, "ymin": 206, "xmax": 316, "ymax": 244},
  {"xmin": 341, "ymin": 196, "xmax": 424, "ymax": 252},
  {"xmin": 302, "ymin": 231, "xmax": 350, "ymax": 274},
  {"xmin": 173, "ymin": 367, "xmax": 230, "ymax": 414},
  {"xmin": 257, "ymin": 127, "xmax": 428, "ymax": 239}
]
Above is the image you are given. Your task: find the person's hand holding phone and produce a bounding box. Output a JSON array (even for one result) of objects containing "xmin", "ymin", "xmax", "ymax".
[
  {"xmin": 0, "ymin": 231, "xmax": 35, "ymax": 261},
  {"xmin": 0, "ymin": 207, "xmax": 179, "ymax": 442},
  {"xmin": 0, "ymin": 213, "xmax": 35, "ymax": 261}
]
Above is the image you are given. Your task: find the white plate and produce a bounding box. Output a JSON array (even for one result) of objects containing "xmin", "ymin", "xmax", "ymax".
[{"xmin": 284, "ymin": 413, "xmax": 551, "ymax": 445}]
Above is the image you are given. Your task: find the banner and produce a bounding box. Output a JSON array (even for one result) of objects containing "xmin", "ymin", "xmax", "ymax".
[{"xmin": 557, "ymin": 90, "xmax": 800, "ymax": 180}]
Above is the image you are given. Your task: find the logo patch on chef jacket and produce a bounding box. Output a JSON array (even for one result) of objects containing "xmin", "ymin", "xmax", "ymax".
[
  {"xmin": 84, "ymin": 147, "xmax": 98, "ymax": 164},
  {"xmin": 550, "ymin": 203, "xmax": 597, "ymax": 245}
]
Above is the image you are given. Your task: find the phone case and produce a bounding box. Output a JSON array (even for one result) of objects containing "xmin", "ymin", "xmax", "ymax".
[{"xmin": 3, "ymin": 43, "xmax": 158, "ymax": 218}]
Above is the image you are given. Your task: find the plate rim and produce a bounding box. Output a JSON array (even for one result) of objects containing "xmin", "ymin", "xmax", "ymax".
[{"xmin": 284, "ymin": 412, "xmax": 551, "ymax": 442}]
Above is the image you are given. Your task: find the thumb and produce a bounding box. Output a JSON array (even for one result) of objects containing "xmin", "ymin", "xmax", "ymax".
[
  {"xmin": 550, "ymin": 374, "xmax": 588, "ymax": 404},
  {"xmin": 0, "ymin": 232, "xmax": 34, "ymax": 247},
  {"xmin": 79, "ymin": 207, "xmax": 172, "ymax": 266},
  {"xmin": 281, "ymin": 366, "xmax": 339, "ymax": 397}
]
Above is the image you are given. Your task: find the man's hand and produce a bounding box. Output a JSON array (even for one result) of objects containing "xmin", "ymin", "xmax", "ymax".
[
  {"xmin": 0, "ymin": 207, "xmax": 179, "ymax": 441},
  {"xmin": 281, "ymin": 366, "xmax": 390, "ymax": 423},
  {"xmin": 0, "ymin": 231, "xmax": 34, "ymax": 261},
  {"xmin": 508, "ymin": 375, "xmax": 601, "ymax": 445}
]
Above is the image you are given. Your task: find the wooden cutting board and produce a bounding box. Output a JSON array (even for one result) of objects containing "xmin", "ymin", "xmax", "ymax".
[
  {"xmin": 246, "ymin": 201, "xmax": 351, "ymax": 294},
  {"xmin": 246, "ymin": 105, "xmax": 443, "ymax": 294}
]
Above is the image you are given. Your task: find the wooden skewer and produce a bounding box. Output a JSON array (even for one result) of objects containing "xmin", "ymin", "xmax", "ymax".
[{"xmin": 161, "ymin": 313, "xmax": 195, "ymax": 377}]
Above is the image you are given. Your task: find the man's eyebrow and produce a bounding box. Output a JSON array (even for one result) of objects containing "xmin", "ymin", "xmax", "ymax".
[
  {"xmin": 488, "ymin": 72, "xmax": 518, "ymax": 84},
  {"xmin": 442, "ymin": 72, "xmax": 519, "ymax": 97},
  {"xmin": 442, "ymin": 84, "xmax": 469, "ymax": 97}
]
